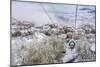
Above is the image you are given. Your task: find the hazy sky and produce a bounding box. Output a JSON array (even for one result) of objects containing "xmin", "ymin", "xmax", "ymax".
[{"xmin": 12, "ymin": 1, "xmax": 95, "ymax": 26}]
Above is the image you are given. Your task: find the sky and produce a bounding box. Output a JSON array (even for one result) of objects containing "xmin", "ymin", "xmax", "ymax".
[{"xmin": 12, "ymin": 1, "xmax": 96, "ymax": 27}]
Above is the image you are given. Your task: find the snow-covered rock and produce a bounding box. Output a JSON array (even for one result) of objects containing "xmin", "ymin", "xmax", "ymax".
[
  {"xmin": 62, "ymin": 39, "xmax": 78, "ymax": 62},
  {"xmin": 62, "ymin": 47, "xmax": 78, "ymax": 62},
  {"xmin": 90, "ymin": 43, "xmax": 96, "ymax": 53}
]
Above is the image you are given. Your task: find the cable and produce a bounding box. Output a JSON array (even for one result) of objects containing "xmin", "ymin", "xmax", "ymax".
[
  {"xmin": 40, "ymin": 3, "xmax": 54, "ymax": 23},
  {"xmin": 51, "ymin": 4, "xmax": 61, "ymax": 23}
]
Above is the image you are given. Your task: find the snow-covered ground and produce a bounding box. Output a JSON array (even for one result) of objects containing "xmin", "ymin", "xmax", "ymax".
[{"xmin": 11, "ymin": 22, "xmax": 96, "ymax": 66}]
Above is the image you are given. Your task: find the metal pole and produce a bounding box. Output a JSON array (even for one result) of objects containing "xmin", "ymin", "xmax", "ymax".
[{"xmin": 75, "ymin": 5, "xmax": 78, "ymax": 28}]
